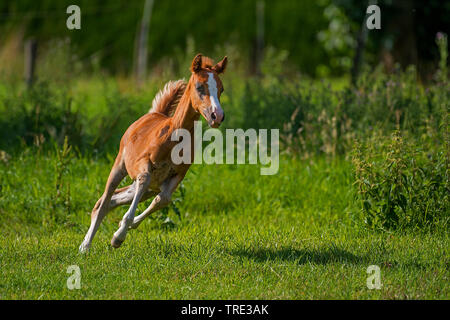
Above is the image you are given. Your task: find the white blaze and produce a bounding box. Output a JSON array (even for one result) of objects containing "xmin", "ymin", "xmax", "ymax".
[{"xmin": 207, "ymin": 72, "xmax": 224, "ymax": 120}]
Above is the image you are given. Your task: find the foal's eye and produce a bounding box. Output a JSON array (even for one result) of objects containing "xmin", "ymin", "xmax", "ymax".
[{"xmin": 196, "ymin": 84, "xmax": 205, "ymax": 96}]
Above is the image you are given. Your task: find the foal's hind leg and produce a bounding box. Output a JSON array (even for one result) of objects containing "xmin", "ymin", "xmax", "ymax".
[
  {"xmin": 79, "ymin": 163, "xmax": 127, "ymax": 253},
  {"xmin": 111, "ymin": 172, "xmax": 151, "ymax": 248}
]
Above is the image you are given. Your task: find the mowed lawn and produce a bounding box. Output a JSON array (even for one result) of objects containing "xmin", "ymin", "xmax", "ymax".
[{"xmin": 0, "ymin": 154, "xmax": 448, "ymax": 299}]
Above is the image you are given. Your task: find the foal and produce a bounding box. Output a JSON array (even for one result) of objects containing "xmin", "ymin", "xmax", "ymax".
[{"xmin": 79, "ymin": 54, "xmax": 227, "ymax": 252}]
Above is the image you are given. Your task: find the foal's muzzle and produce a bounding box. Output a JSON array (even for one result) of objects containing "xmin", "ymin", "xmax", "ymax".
[{"xmin": 210, "ymin": 111, "xmax": 225, "ymax": 128}]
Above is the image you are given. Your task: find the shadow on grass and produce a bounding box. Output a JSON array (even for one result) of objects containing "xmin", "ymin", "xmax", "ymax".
[{"xmin": 229, "ymin": 245, "xmax": 370, "ymax": 265}]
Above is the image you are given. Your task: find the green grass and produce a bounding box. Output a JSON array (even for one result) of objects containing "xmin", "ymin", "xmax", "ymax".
[{"xmin": 0, "ymin": 153, "xmax": 448, "ymax": 299}]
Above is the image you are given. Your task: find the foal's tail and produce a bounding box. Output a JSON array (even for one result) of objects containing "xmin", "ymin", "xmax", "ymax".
[{"xmin": 149, "ymin": 79, "xmax": 187, "ymax": 116}]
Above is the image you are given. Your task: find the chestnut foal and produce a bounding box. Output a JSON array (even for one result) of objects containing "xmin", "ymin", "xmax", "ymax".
[{"xmin": 79, "ymin": 54, "xmax": 227, "ymax": 252}]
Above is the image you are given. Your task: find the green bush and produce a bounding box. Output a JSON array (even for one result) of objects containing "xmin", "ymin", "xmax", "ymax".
[
  {"xmin": 0, "ymin": 81, "xmax": 83, "ymax": 151},
  {"xmin": 352, "ymin": 131, "xmax": 449, "ymax": 232}
]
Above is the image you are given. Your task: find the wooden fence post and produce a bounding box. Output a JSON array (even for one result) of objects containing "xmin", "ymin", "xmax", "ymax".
[
  {"xmin": 24, "ymin": 39, "xmax": 37, "ymax": 88},
  {"xmin": 255, "ymin": 0, "xmax": 265, "ymax": 76},
  {"xmin": 135, "ymin": 0, "xmax": 154, "ymax": 85}
]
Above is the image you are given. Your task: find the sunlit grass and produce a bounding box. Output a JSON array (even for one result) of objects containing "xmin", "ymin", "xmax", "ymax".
[{"xmin": 0, "ymin": 154, "xmax": 448, "ymax": 299}]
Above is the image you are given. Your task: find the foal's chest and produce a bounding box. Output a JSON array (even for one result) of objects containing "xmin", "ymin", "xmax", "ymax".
[{"xmin": 149, "ymin": 160, "xmax": 177, "ymax": 189}]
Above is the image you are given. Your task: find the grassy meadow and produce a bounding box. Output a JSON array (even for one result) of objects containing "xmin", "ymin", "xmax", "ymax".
[
  {"xmin": 0, "ymin": 43, "xmax": 449, "ymax": 299},
  {"xmin": 1, "ymin": 155, "xmax": 448, "ymax": 299}
]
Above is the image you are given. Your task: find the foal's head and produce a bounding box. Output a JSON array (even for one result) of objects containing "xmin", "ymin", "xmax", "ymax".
[{"xmin": 189, "ymin": 54, "xmax": 228, "ymax": 128}]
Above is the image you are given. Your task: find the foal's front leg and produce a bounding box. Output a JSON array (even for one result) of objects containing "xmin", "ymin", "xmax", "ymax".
[
  {"xmin": 110, "ymin": 172, "xmax": 151, "ymax": 248},
  {"xmin": 130, "ymin": 174, "xmax": 184, "ymax": 229},
  {"xmin": 110, "ymin": 182, "xmax": 157, "ymax": 210}
]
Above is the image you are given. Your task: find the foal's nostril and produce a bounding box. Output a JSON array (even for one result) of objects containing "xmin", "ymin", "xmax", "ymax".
[{"xmin": 211, "ymin": 112, "xmax": 217, "ymax": 120}]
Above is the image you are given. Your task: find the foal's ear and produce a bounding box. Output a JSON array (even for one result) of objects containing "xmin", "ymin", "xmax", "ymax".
[
  {"xmin": 191, "ymin": 53, "xmax": 203, "ymax": 73},
  {"xmin": 213, "ymin": 56, "xmax": 228, "ymax": 74}
]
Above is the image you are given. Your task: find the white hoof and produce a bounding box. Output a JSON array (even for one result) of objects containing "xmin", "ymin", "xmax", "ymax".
[{"xmin": 111, "ymin": 234, "xmax": 125, "ymax": 248}]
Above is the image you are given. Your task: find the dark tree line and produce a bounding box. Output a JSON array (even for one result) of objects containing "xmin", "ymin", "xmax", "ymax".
[{"xmin": 0, "ymin": 0, "xmax": 448, "ymax": 78}]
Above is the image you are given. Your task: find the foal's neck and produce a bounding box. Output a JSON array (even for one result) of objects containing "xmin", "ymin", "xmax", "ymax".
[{"xmin": 171, "ymin": 80, "xmax": 199, "ymax": 131}]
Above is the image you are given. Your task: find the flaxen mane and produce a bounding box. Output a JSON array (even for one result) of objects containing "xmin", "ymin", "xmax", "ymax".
[
  {"xmin": 149, "ymin": 80, "xmax": 187, "ymax": 116},
  {"xmin": 149, "ymin": 57, "xmax": 215, "ymax": 117}
]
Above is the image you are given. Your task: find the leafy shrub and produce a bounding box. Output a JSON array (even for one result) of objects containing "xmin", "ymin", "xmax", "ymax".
[
  {"xmin": 352, "ymin": 131, "xmax": 449, "ymax": 232},
  {"xmin": 0, "ymin": 81, "xmax": 83, "ymax": 151}
]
